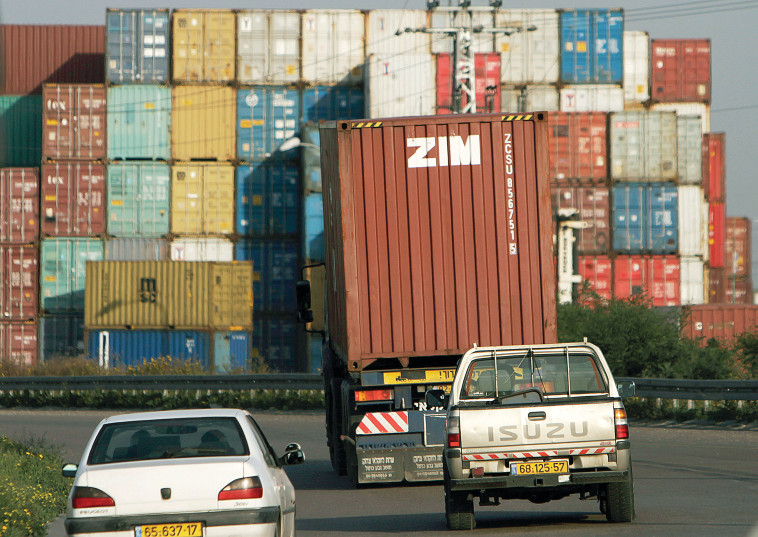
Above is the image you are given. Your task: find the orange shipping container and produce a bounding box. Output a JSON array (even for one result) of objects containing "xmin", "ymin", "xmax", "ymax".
[
  {"xmin": 683, "ymin": 304, "xmax": 758, "ymax": 344},
  {"xmin": 726, "ymin": 216, "xmax": 752, "ymax": 278},
  {"xmin": 172, "ymin": 10, "xmax": 235, "ymax": 83},
  {"xmin": 171, "ymin": 86, "xmax": 235, "ymax": 161},
  {"xmin": 42, "ymin": 84, "xmax": 106, "ymax": 160}
]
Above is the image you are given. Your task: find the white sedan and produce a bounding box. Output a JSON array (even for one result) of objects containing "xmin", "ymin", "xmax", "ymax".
[{"xmin": 62, "ymin": 408, "xmax": 304, "ymax": 537}]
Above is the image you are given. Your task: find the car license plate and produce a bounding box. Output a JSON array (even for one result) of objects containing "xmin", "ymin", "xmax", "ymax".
[
  {"xmin": 511, "ymin": 459, "xmax": 569, "ymax": 476},
  {"xmin": 136, "ymin": 522, "xmax": 202, "ymax": 537}
]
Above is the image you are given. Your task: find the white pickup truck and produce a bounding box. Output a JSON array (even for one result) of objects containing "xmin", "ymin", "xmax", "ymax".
[{"xmin": 440, "ymin": 342, "xmax": 635, "ymax": 530}]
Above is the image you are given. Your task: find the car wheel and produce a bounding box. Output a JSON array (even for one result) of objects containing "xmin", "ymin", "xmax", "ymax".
[
  {"xmin": 605, "ymin": 469, "xmax": 635, "ymax": 523},
  {"xmin": 444, "ymin": 478, "xmax": 475, "ymax": 530}
]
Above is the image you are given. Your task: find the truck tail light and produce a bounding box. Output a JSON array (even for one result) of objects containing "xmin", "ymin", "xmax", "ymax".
[
  {"xmin": 614, "ymin": 407, "xmax": 629, "ymax": 440},
  {"xmin": 355, "ymin": 388, "xmax": 394, "ymax": 402},
  {"xmin": 218, "ymin": 477, "xmax": 263, "ymax": 501},
  {"xmin": 447, "ymin": 414, "xmax": 460, "ymax": 448},
  {"xmin": 72, "ymin": 486, "xmax": 115, "ymax": 509}
]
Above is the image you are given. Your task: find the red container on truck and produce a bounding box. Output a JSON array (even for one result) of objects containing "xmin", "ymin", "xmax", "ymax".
[{"xmin": 298, "ymin": 113, "xmax": 557, "ymax": 486}]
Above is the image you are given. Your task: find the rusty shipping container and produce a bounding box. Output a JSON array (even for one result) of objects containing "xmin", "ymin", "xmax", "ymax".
[
  {"xmin": 0, "ymin": 321, "xmax": 38, "ymax": 366},
  {"xmin": 172, "ymin": 10, "xmax": 235, "ymax": 84},
  {"xmin": 0, "ymin": 245, "xmax": 38, "ymax": 320},
  {"xmin": 320, "ymin": 113, "xmax": 557, "ymax": 373},
  {"xmin": 0, "ymin": 168, "xmax": 39, "ymax": 244},
  {"xmin": 40, "ymin": 162, "xmax": 106, "ymax": 237},
  {"xmin": 651, "ymin": 39, "xmax": 711, "ymax": 104},
  {"xmin": 42, "ymin": 84, "xmax": 106, "ymax": 161},
  {"xmin": 703, "ymin": 133, "xmax": 726, "ymax": 203},
  {"xmin": 551, "ymin": 185, "xmax": 610, "ymax": 254},
  {"xmin": 85, "ymin": 261, "xmax": 254, "ymax": 330},
  {"xmin": 726, "ymin": 217, "xmax": 752, "ymax": 279},
  {"xmin": 548, "ymin": 112, "xmax": 607, "ymax": 183},
  {"xmin": 682, "ymin": 304, "xmax": 758, "ymax": 344},
  {"xmin": 709, "ymin": 266, "xmax": 727, "ymax": 304},
  {"xmin": 172, "ymin": 86, "xmax": 235, "ymax": 161},
  {"xmin": 0, "ymin": 25, "xmax": 104, "ymax": 95}
]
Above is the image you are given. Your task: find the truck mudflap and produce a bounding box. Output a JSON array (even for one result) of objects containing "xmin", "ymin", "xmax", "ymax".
[{"xmin": 356, "ymin": 446, "xmax": 444, "ymax": 482}]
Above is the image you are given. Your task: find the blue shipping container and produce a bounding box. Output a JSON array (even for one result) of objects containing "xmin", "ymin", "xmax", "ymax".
[
  {"xmin": 301, "ymin": 122, "xmax": 322, "ymax": 193},
  {"xmin": 106, "ymin": 9, "xmax": 170, "ymax": 84},
  {"xmin": 107, "ymin": 86, "xmax": 171, "ymax": 160},
  {"xmin": 237, "ymin": 87, "xmax": 299, "ymax": 161},
  {"xmin": 613, "ymin": 183, "xmax": 678, "ymax": 254},
  {"xmin": 236, "ymin": 162, "xmax": 300, "ymax": 236},
  {"xmin": 87, "ymin": 329, "xmax": 210, "ymax": 369},
  {"xmin": 213, "ymin": 331, "xmax": 252, "ymax": 372},
  {"xmin": 560, "ymin": 9, "xmax": 623, "ymax": 84},
  {"xmin": 39, "ymin": 314, "xmax": 85, "ymax": 362},
  {"xmin": 235, "ymin": 238, "xmax": 299, "ymax": 312},
  {"xmin": 301, "ymin": 86, "xmax": 364, "ymax": 125},
  {"xmin": 303, "ymin": 193, "xmax": 324, "ymax": 263},
  {"xmin": 107, "ymin": 162, "xmax": 171, "ymax": 237},
  {"xmin": 253, "ymin": 314, "xmax": 299, "ymax": 372}
]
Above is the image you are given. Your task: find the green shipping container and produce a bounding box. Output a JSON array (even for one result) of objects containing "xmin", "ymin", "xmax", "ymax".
[
  {"xmin": 107, "ymin": 85, "xmax": 171, "ymax": 160},
  {"xmin": 107, "ymin": 162, "xmax": 171, "ymax": 237},
  {"xmin": 85, "ymin": 261, "xmax": 254, "ymax": 330},
  {"xmin": 0, "ymin": 95, "xmax": 42, "ymax": 166},
  {"xmin": 40, "ymin": 238, "xmax": 104, "ymax": 314}
]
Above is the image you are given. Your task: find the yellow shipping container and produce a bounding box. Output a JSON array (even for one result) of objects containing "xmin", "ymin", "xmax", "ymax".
[
  {"xmin": 172, "ymin": 86, "xmax": 235, "ymax": 160},
  {"xmin": 85, "ymin": 261, "xmax": 254, "ymax": 330},
  {"xmin": 171, "ymin": 162, "xmax": 235, "ymax": 235},
  {"xmin": 172, "ymin": 9, "xmax": 236, "ymax": 83}
]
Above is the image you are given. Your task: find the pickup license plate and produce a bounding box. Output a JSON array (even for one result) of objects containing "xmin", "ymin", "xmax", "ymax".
[
  {"xmin": 511, "ymin": 459, "xmax": 569, "ymax": 476},
  {"xmin": 136, "ymin": 522, "xmax": 202, "ymax": 537}
]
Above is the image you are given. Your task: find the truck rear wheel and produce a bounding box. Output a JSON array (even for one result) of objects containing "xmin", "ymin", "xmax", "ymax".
[
  {"xmin": 444, "ymin": 480, "xmax": 475, "ymax": 530},
  {"xmin": 605, "ymin": 469, "xmax": 635, "ymax": 523}
]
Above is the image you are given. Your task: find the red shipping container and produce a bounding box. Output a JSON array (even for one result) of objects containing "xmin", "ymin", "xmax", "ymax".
[
  {"xmin": 725, "ymin": 278, "xmax": 753, "ymax": 305},
  {"xmin": 709, "ymin": 202, "xmax": 726, "ymax": 268},
  {"xmin": 0, "ymin": 25, "xmax": 105, "ymax": 95},
  {"xmin": 0, "ymin": 168, "xmax": 39, "ymax": 244},
  {"xmin": 702, "ymin": 133, "xmax": 725, "ymax": 203},
  {"xmin": 436, "ymin": 53, "xmax": 501, "ymax": 114},
  {"xmin": 709, "ymin": 266, "xmax": 727, "ymax": 304},
  {"xmin": 577, "ymin": 255, "xmax": 613, "ymax": 300},
  {"xmin": 0, "ymin": 321, "xmax": 38, "ymax": 366},
  {"xmin": 614, "ymin": 255, "xmax": 680, "ymax": 307},
  {"xmin": 651, "ymin": 39, "xmax": 711, "ymax": 103},
  {"xmin": 726, "ymin": 216, "xmax": 752, "ymax": 279},
  {"xmin": 548, "ymin": 112, "xmax": 608, "ymax": 183},
  {"xmin": 41, "ymin": 161, "xmax": 106, "ymax": 237},
  {"xmin": 683, "ymin": 304, "xmax": 758, "ymax": 345},
  {"xmin": 42, "ymin": 84, "xmax": 106, "ymax": 161},
  {"xmin": 552, "ymin": 185, "xmax": 610, "ymax": 253},
  {"xmin": 0, "ymin": 245, "xmax": 38, "ymax": 320}
]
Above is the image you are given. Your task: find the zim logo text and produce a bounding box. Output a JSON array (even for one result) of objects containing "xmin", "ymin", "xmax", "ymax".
[{"xmin": 407, "ymin": 135, "xmax": 481, "ymax": 168}]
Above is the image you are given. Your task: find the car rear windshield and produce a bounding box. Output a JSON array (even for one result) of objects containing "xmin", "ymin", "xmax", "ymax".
[{"xmin": 88, "ymin": 417, "xmax": 250, "ymax": 465}]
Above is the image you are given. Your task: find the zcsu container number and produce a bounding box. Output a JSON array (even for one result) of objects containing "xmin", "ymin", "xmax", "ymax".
[{"xmin": 511, "ymin": 459, "xmax": 569, "ymax": 476}]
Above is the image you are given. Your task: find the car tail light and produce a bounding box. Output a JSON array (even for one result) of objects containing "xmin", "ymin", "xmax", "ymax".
[
  {"xmin": 614, "ymin": 407, "xmax": 629, "ymax": 440},
  {"xmin": 355, "ymin": 388, "xmax": 393, "ymax": 402},
  {"xmin": 218, "ymin": 477, "xmax": 263, "ymax": 501},
  {"xmin": 72, "ymin": 487, "xmax": 115, "ymax": 509},
  {"xmin": 447, "ymin": 414, "xmax": 460, "ymax": 448}
]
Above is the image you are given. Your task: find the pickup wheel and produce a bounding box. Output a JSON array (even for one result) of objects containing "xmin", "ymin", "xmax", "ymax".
[
  {"xmin": 605, "ymin": 468, "xmax": 635, "ymax": 523},
  {"xmin": 444, "ymin": 481, "xmax": 475, "ymax": 530}
]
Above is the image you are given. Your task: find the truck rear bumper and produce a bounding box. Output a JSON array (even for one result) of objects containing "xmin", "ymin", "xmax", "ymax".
[{"xmin": 449, "ymin": 469, "xmax": 630, "ymax": 492}]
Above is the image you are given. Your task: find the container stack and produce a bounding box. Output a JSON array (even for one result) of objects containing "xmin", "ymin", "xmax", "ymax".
[{"xmin": 722, "ymin": 217, "xmax": 753, "ymax": 304}]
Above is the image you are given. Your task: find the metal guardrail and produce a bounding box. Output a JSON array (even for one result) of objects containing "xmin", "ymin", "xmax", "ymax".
[{"xmin": 617, "ymin": 378, "xmax": 758, "ymax": 401}]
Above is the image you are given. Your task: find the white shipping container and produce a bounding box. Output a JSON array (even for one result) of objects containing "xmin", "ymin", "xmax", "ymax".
[
  {"xmin": 677, "ymin": 116, "xmax": 703, "ymax": 185},
  {"xmin": 430, "ymin": 9, "xmax": 494, "ymax": 53},
  {"xmin": 680, "ymin": 256, "xmax": 706, "ymax": 305},
  {"xmin": 104, "ymin": 238, "xmax": 169, "ymax": 261},
  {"xmin": 609, "ymin": 111, "xmax": 678, "ymax": 181},
  {"xmin": 501, "ymin": 84, "xmax": 559, "ymax": 113},
  {"xmin": 623, "ymin": 31, "xmax": 650, "ymax": 104},
  {"xmin": 366, "ymin": 9, "xmax": 430, "ymax": 56},
  {"xmin": 365, "ymin": 53, "xmax": 436, "ymax": 118},
  {"xmin": 650, "ymin": 102, "xmax": 710, "ymax": 134},
  {"xmin": 170, "ymin": 238, "xmax": 234, "ymax": 262},
  {"xmin": 495, "ymin": 9, "xmax": 560, "ymax": 85},
  {"xmin": 237, "ymin": 10, "xmax": 300, "ymax": 84},
  {"xmin": 678, "ymin": 185, "xmax": 709, "ymax": 259},
  {"xmin": 302, "ymin": 10, "xmax": 365, "ymax": 85},
  {"xmin": 560, "ymin": 85, "xmax": 624, "ymax": 112}
]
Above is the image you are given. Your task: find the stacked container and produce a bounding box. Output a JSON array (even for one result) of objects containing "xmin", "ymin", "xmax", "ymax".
[{"xmin": 721, "ymin": 217, "xmax": 754, "ymax": 303}]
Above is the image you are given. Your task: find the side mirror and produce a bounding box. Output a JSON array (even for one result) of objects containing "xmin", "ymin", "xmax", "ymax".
[
  {"xmin": 62, "ymin": 463, "xmax": 78, "ymax": 478},
  {"xmin": 280, "ymin": 445, "xmax": 305, "ymax": 466},
  {"xmin": 284, "ymin": 442, "xmax": 302, "ymax": 453},
  {"xmin": 616, "ymin": 380, "xmax": 636, "ymax": 398},
  {"xmin": 426, "ymin": 389, "xmax": 448, "ymax": 409},
  {"xmin": 296, "ymin": 280, "xmax": 314, "ymax": 324}
]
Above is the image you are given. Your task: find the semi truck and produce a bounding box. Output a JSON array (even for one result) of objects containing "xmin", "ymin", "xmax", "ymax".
[{"xmin": 297, "ymin": 113, "xmax": 557, "ymax": 486}]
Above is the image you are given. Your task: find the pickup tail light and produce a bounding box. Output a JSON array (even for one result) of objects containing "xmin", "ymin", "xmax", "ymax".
[
  {"xmin": 447, "ymin": 414, "xmax": 460, "ymax": 448},
  {"xmin": 72, "ymin": 487, "xmax": 115, "ymax": 509},
  {"xmin": 614, "ymin": 407, "xmax": 629, "ymax": 440},
  {"xmin": 355, "ymin": 388, "xmax": 394, "ymax": 402},
  {"xmin": 219, "ymin": 477, "xmax": 263, "ymax": 501}
]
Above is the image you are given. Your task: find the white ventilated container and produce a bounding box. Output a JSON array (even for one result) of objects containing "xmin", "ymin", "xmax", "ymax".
[
  {"xmin": 237, "ymin": 10, "xmax": 300, "ymax": 84},
  {"xmin": 678, "ymin": 185, "xmax": 709, "ymax": 259},
  {"xmin": 680, "ymin": 256, "xmax": 706, "ymax": 305},
  {"xmin": 560, "ymin": 85, "xmax": 624, "ymax": 112},
  {"xmin": 650, "ymin": 102, "xmax": 710, "ymax": 134},
  {"xmin": 623, "ymin": 31, "xmax": 650, "ymax": 104},
  {"xmin": 501, "ymin": 84, "xmax": 559, "ymax": 112},
  {"xmin": 609, "ymin": 110, "xmax": 678, "ymax": 182},
  {"xmin": 170, "ymin": 238, "xmax": 234, "ymax": 262},
  {"xmin": 430, "ymin": 8, "xmax": 494, "ymax": 53},
  {"xmin": 366, "ymin": 9, "xmax": 430, "ymax": 56},
  {"xmin": 495, "ymin": 9, "xmax": 559, "ymax": 84},
  {"xmin": 365, "ymin": 53, "xmax": 436, "ymax": 118},
  {"xmin": 302, "ymin": 10, "xmax": 365, "ymax": 85},
  {"xmin": 676, "ymin": 116, "xmax": 703, "ymax": 185}
]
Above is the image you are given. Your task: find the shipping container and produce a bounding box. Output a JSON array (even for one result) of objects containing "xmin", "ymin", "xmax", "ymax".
[
  {"xmin": 560, "ymin": 9, "xmax": 623, "ymax": 84},
  {"xmin": 501, "ymin": 85, "xmax": 559, "ymax": 113},
  {"xmin": 253, "ymin": 313, "xmax": 299, "ymax": 371},
  {"xmin": 0, "ymin": 246, "xmax": 38, "ymax": 320},
  {"xmin": 677, "ymin": 185, "xmax": 709, "ymax": 259},
  {"xmin": 726, "ymin": 278, "xmax": 753, "ymax": 305},
  {"xmin": 172, "ymin": 9, "xmax": 235, "ymax": 83},
  {"xmin": 726, "ymin": 217, "xmax": 752, "ymax": 278},
  {"xmin": 708, "ymin": 266, "xmax": 727, "ymax": 304},
  {"xmin": 171, "ymin": 163, "xmax": 234, "ymax": 236},
  {"xmin": 40, "ymin": 161, "xmax": 106, "ymax": 237},
  {"xmin": 0, "ymin": 168, "xmax": 39, "ymax": 243},
  {"xmin": 709, "ymin": 202, "xmax": 726, "ymax": 268},
  {"xmin": 42, "ymin": 84, "xmax": 106, "ymax": 161},
  {"xmin": 609, "ymin": 111, "xmax": 677, "ymax": 182},
  {"xmin": 303, "ymin": 193, "xmax": 324, "ymax": 262},
  {"xmin": 551, "ymin": 186, "xmax": 610, "ymax": 253},
  {"xmin": 651, "ymin": 39, "xmax": 711, "ymax": 103},
  {"xmin": 236, "ymin": 162, "xmax": 299, "ymax": 237},
  {"xmin": 40, "ymin": 238, "xmax": 104, "ymax": 313},
  {"xmin": 614, "ymin": 255, "xmax": 681, "ymax": 306},
  {"xmin": 683, "ymin": 304, "xmax": 758, "ymax": 344},
  {"xmin": 301, "ymin": 123, "xmax": 322, "ymax": 193},
  {"xmin": 0, "ymin": 321, "xmax": 38, "ymax": 366},
  {"xmin": 236, "ymin": 87, "xmax": 299, "ymax": 161},
  {"xmin": 0, "ymin": 25, "xmax": 105, "ymax": 94},
  {"xmin": 106, "ymin": 9, "xmax": 170, "ymax": 84},
  {"xmin": 301, "ymin": 86, "xmax": 364, "ymax": 125},
  {"xmin": 87, "ymin": 329, "xmax": 210, "ymax": 369},
  {"xmin": 235, "ymin": 238, "xmax": 299, "ymax": 313},
  {"xmin": 623, "ymin": 30, "xmax": 650, "ymax": 103},
  {"xmin": 0, "ymin": 96, "xmax": 43, "ymax": 167},
  {"xmin": 107, "ymin": 162, "xmax": 170, "ymax": 238},
  {"xmin": 548, "ymin": 112, "xmax": 607, "ymax": 183},
  {"xmin": 702, "ymin": 132, "xmax": 725, "ymax": 203},
  {"xmin": 366, "ymin": 9, "xmax": 430, "ymax": 57},
  {"xmin": 301, "ymin": 10, "xmax": 365, "ymax": 85},
  {"xmin": 364, "ymin": 53, "xmax": 436, "ymax": 118},
  {"xmin": 495, "ymin": 9, "xmax": 560, "ymax": 85},
  {"xmin": 613, "ymin": 183, "xmax": 678, "ymax": 254},
  {"xmin": 85, "ymin": 261, "xmax": 254, "ymax": 330},
  {"xmin": 237, "ymin": 10, "xmax": 300, "ymax": 85},
  {"xmin": 430, "ymin": 8, "xmax": 493, "ymax": 54},
  {"xmin": 104, "ymin": 238, "xmax": 168, "ymax": 261},
  {"xmin": 436, "ymin": 53, "xmax": 501, "ymax": 114},
  {"xmin": 171, "ymin": 86, "xmax": 235, "ymax": 161},
  {"xmin": 675, "ymin": 115, "xmax": 703, "ymax": 184},
  {"xmin": 559, "ymin": 85, "xmax": 624, "ymax": 112},
  {"xmin": 38, "ymin": 313, "xmax": 85, "ymax": 360},
  {"xmin": 213, "ymin": 331, "xmax": 251, "ymax": 372},
  {"xmin": 650, "ymin": 102, "xmax": 710, "ymax": 135},
  {"xmin": 107, "ymin": 85, "xmax": 171, "ymax": 160},
  {"xmin": 170, "ymin": 238, "xmax": 234, "ymax": 261},
  {"xmin": 577, "ymin": 255, "xmax": 613, "ymax": 300},
  {"xmin": 680, "ymin": 256, "xmax": 705, "ymax": 305}
]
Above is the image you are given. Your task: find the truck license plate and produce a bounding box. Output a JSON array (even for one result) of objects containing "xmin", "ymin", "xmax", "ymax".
[
  {"xmin": 510, "ymin": 459, "xmax": 569, "ymax": 476},
  {"xmin": 136, "ymin": 522, "xmax": 202, "ymax": 537}
]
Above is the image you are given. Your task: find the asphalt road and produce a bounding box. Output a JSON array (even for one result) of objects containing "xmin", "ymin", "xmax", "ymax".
[{"xmin": 0, "ymin": 409, "xmax": 756, "ymax": 537}]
